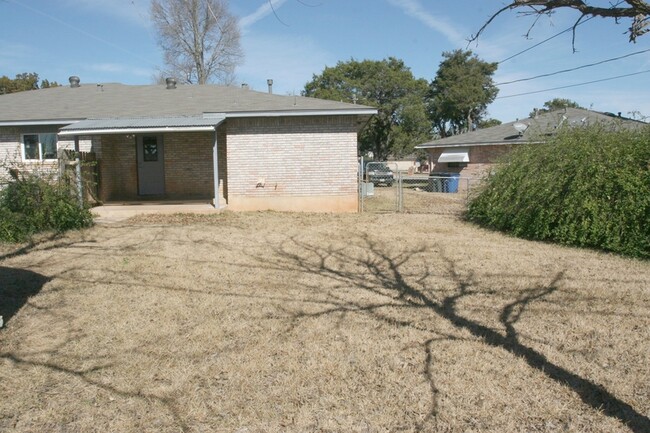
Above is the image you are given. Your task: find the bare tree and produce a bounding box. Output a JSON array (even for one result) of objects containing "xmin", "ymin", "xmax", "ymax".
[
  {"xmin": 472, "ymin": 0, "xmax": 650, "ymax": 44},
  {"xmin": 151, "ymin": 0, "xmax": 243, "ymax": 84}
]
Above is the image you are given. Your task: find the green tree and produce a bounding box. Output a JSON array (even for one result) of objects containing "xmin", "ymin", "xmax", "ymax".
[
  {"xmin": 530, "ymin": 98, "xmax": 583, "ymax": 117},
  {"xmin": 478, "ymin": 118, "xmax": 502, "ymax": 129},
  {"xmin": 0, "ymin": 73, "xmax": 59, "ymax": 94},
  {"xmin": 303, "ymin": 57, "xmax": 431, "ymax": 160},
  {"xmin": 427, "ymin": 50, "xmax": 498, "ymax": 137}
]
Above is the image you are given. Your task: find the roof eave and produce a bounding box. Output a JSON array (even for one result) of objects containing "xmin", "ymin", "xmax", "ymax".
[
  {"xmin": 416, "ymin": 140, "xmax": 545, "ymax": 149},
  {"xmin": 58, "ymin": 126, "xmax": 218, "ymax": 136},
  {"xmin": 0, "ymin": 119, "xmax": 83, "ymax": 127},
  {"xmin": 222, "ymin": 108, "xmax": 377, "ymax": 118}
]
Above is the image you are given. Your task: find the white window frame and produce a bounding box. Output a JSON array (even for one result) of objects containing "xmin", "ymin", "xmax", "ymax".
[{"xmin": 21, "ymin": 133, "xmax": 58, "ymax": 161}]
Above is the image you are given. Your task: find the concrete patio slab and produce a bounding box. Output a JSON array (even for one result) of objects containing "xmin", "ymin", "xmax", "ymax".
[{"xmin": 91, "ymin": 201, "xmax": 221, "ymax": 223}]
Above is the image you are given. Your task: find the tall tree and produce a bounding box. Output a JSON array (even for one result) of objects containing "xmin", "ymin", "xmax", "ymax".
[
  {"xmin": 473, "ymin": 1, "xmax": 649, "ymax": 44},
  {"xmin": 0, "ymin": 73, "xmax": 59, "ymax": 94},
  {"xmin": 304, "ymin": 58, "xmax": 431, "ymax": 160},
  {"xmin": 427, "ymin": 50, "xmax": 498, "ymax": 137},
  {"xmin": 151, "ymin": 0, "xmax": 243, "ymax": 84}
]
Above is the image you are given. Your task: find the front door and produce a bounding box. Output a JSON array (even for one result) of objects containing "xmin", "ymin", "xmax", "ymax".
[{"xmin": 137, "ymin": 135, "xmax": 165, "ymax": 195}]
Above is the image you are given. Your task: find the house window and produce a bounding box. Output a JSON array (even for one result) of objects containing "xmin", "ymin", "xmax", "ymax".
[
  {"xmin": 22, "ymin": 133, "xmax": 58, "ymax": 161},
  {"xmin": 447, "ymin": 162, "xmax": 468, "ymax": 168}
]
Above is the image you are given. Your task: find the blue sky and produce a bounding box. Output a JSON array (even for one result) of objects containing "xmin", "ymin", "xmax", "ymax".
[{"xmin": 2, "ymin": 0, "xmax": 649, "ymax": 122}]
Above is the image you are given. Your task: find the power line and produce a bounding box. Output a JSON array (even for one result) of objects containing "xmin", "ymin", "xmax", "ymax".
[
  {"xmin": 496, "ymin": 69, "xmax": 650, "ymax": 99},
  {"xmin": 6, "ymin": 0, "xmax": 157, "ymax": 68},
  {"xmin": 497, "ymin": 15, "xmax": 596, "ymax": 64},
  {"xmin": 496, "ymin": 48, "xmax": 650, "ymax": 86}
]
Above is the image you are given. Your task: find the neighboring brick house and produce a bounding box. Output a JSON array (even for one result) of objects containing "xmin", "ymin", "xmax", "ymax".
[
  {"xmin": 0, "ymin": 77, "xmax": 376, "ymax": 212},
  {"xmin": 415, "ymin": 108, "xmax": 644, "ymax": 184}
]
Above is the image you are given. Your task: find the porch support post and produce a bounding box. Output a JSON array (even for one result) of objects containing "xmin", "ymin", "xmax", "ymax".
[
  {"xmin": 213, "ymin": 127, "xmax": 219, "ymax": 209},
  {"xmin": 74, "ymin": 135, "xmax": 83, "ymax": 207}
]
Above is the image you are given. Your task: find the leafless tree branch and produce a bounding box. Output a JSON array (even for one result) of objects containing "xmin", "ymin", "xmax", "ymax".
[{"xmin": 470, "ymin": 0, "xmax": 650, "ymax": 44}]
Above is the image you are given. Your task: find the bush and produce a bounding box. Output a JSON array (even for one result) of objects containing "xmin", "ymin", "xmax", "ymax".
[
  {"xmin": 0, "ymin": 170, "xmax": 93, "ymax": 243},
  {"xmin": 467, "ymin": 125, "xmax": 650, "ymax": 259}
]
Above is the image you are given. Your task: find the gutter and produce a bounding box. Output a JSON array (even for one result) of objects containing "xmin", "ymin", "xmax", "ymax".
[{"xmin": 58, "ymin": 126, "xmax": 217, "ymax": 136}]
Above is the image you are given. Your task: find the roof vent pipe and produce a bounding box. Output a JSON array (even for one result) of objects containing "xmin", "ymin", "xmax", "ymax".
[
  {"xmin": 69, "ymin": 76, "xmax": 80, "ymax": 88},
  {"xmin": 165, "ymin": 77, "xmax": 177, "ymax": 89},
  {"xmin": 267, "ymin": 79, "xmax": 273, "ymax": 94},
  {"xmin": 241, "ymin": 83, "xmax": 249, "ymax": 90}
]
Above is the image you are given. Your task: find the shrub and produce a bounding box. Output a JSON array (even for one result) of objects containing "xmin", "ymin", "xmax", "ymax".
[
  {"xmin": 0, "ymin": 170, "xmax": 93, "ymax": 243},
  {"xmin": 467, "ymin": 125, "xmax": 650, "ymax": 258}
]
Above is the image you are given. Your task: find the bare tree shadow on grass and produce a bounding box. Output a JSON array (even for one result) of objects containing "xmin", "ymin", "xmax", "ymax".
[
  {"xmin": 256, "ymin": 233, "xmax": 650, "ymax": 432},
  {"xmin": 0, "ymin": 266, "xmax": 51, "ymax": 327}
]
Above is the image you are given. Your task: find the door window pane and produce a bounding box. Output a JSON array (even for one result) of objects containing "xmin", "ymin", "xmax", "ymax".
[
  {"xmin": 23, "ymin": 134, "xmax": 39, "ymax": 160},
  {"xmin": 143, "ymin": 137, "xmax": 158, "ymax": 162}
]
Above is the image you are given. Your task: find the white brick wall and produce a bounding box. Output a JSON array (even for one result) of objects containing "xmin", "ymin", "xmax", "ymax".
[
  {"xmin": 0, "ymin": 127, "xmax": 98, "ymax": 183},
  {"xmin": 227, "ymin": 116, "xmax": 359, "ymax": 198}
]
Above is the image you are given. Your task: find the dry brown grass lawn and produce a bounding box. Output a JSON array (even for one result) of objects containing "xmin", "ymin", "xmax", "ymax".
[{"xmin": 1, "ymin": 204, "xmax": 649, "ymax": 432}]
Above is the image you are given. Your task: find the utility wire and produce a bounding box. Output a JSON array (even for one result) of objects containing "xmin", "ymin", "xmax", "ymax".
[
  {"xmin": 496, "ymin": 48, "xmax": 650, "ymax": 85},
  {"xmin": 496, "ymin": 69, "xmax": 650, "ymax": 99},
  {"xmin": 498, "ymin": 15, "xmax": 596, "ymax": 64},
  {"xmin": 5, "ymin": 0, "xmax": 158, "ymax": 68}
]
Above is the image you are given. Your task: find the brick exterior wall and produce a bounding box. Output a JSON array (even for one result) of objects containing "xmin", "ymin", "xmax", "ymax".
[
  {"xmin": 0, "ymin": 126, "xmax": 95, "ymax": 182},
  {"xmin": 225, "ymin": 116, "xmax": 359, "ymax": 212},
  {"xmin": 163, "ymin": 131, "xmax": 214, "ymax": 199},
  {"xmin": 98, "ymin": 135, "xmax": 138, "ymax": 201}
]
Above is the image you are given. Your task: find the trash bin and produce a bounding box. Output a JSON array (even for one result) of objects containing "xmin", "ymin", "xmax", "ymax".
[
  {"xmin": 428, "ymin": 172, "xmax": 445, "ymax": 192},
  {"xmin": 445, "ymin": 173, "xmax": 461, "ymax": 193}
]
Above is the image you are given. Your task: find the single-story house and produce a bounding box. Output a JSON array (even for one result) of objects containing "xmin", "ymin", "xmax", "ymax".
[
  {"xmin": 415, "ymin": 107, "xmax": 644, "ymax": 184},
  {"xmin": 0, "ymin": 77, "xmax": 376, "ymax": 212}
]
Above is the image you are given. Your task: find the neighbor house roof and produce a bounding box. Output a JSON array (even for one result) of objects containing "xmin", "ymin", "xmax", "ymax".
[
  {"xmin": 0, "ymin": 82, "xmax": 376, "ymax": 125},
  {"xmin": 416, "ymin": 108, "xmax": 645, "ymax": 149}
]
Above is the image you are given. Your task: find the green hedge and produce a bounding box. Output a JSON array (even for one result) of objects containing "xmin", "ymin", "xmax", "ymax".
[
  {"xmin": 467, "ymin": 125, "xmax": 650, "ymax": 258},
  {"xmin": 0, "ymin": 172, "xmax": 93, "ymax": 243}
]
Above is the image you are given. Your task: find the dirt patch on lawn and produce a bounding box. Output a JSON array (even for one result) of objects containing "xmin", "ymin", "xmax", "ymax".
[{"xmin": 1, "ymin": 211, "xmax": 649, "ymax": 432}]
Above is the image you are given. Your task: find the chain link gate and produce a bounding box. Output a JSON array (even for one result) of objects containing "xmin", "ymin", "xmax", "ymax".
[
  {"xmin": 360, "ymin": 160, "xmax": 477, "ymax": 215},
  {"xmin": 399, "ymin": 172, "xmax": 473, "ymax": 215},
  {"xmin": 359, "ymin": 161, "xmax": 399, "ymax": 213}
]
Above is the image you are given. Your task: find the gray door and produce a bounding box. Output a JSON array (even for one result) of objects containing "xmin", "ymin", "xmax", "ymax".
[{"xmin": 137, "ymin": 135, "xmax": 165, "ymax": 195}]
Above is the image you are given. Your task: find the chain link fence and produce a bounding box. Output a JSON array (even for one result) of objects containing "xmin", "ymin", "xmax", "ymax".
[{"xmin": 360, "ymin": 162, "xmax": 480, "ymax": 215}]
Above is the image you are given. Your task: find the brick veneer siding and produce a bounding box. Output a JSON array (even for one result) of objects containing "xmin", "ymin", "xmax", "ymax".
[
  {"xmin": 163, "ymin": 131, "xmax": 214, "ymax": 199},
  {"xmin": 0, "ymin": 126, "xmax": 95, "ymax": 182},
  {"xmin": 99, "ymin": 135, "xmax": 138, "ymax": 201},
  {"xmin": 225, "ymin": 116, "xmax": 360, "ymax": 212}
]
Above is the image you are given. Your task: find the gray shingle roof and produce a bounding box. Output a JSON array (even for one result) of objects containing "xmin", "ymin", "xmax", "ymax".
[
  {"xmin": 0, "ymin": 82, "xmax": 376, "ymax": 123},
  {"xmin": 416, "ymin": 108, "xmax": 645, "ymax": 149}
]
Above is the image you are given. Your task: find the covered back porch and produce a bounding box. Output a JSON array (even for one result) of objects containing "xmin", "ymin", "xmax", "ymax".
[{"xmin": 58, "ymin": 115, "xmax": 227, "ymax": 208}]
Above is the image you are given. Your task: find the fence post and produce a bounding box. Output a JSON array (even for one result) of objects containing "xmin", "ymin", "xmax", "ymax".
[
  {"xmin": 359, "ymin": 156, "xmax": 364, "ymax": 213},
  {"xmin": 397, "ymin": 169, "xmax": 404, "ymax": 212},
  {"xmin": 74, "ymin": 136, "xmax": 83, "ymax": 207}
]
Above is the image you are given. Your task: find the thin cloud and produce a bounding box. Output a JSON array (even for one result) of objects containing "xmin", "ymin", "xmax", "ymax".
[
  {"xmin": 239, "ymin": 0, "xmax": 289, "ymax": 33},
  {"xmin": 65, "ymin": 0, "xmax": 152, "ymax": 28},
  {"xmin": 386, "ymin": 0, "xmax": 465, "ymax": 46}
]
